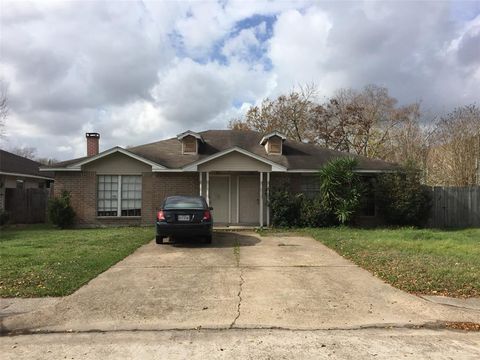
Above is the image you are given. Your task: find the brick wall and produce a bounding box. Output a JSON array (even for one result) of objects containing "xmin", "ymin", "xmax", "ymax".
[
  {"xmin": 142, "ymin": 172, "xmax": 199, "ymax": 225},
  {"xmin": 54, "ymin": 171, "xmax": 97, "ymax": 225},
  {"xmin": 53, "ymin": 171, "xmax": 199, "ymax": 227}
]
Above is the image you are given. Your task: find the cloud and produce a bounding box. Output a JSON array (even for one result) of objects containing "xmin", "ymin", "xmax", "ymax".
[{"xmin": 1, "ymin": 0, "xmax": 478, "ymax": 160}]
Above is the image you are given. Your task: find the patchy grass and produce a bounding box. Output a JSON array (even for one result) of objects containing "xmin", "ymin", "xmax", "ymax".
[
  {"xmin": 0, "ymin": 225, "xmax": 154, "ymax": 297},
  {"xmin": 274, "ymin": 227, "xmax": 479, "ymax": 298}
]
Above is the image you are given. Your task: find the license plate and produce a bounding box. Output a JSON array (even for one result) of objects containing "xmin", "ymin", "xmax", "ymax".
[{"xmin": 177, "ymin": 215, "xmax": 190, "ymax": 221}]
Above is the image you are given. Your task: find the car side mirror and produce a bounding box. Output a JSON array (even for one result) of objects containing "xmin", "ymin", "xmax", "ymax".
[{"xmin": 209, "ymin": 207, "xmax": 213, "ymax": 211}]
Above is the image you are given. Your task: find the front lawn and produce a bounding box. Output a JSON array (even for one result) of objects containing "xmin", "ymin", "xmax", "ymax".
[
  {"xmin": 295, "ymin": 228, "xmax": 479, "ymax": 298},
  {"xmin": 0, "ymin": 225, "xmax": 154, "ymax": 297}
]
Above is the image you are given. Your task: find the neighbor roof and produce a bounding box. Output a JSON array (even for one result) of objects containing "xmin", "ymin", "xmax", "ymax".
[
  {"xmin": 0, "ymin": 149, "xmax": 54, "ymax": 179},
  {"xmin": 45, "ymin": 130, "xmax": 399, "ymax": 172}
]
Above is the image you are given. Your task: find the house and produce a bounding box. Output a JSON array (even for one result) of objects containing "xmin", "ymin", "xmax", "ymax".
[
  {"xmin": 41, "ymin": 130, "xmax": 397, "ymax": 227},
  {"xmin": 0, "ymin": 149, "xmax": 54, "ymax": 212}
]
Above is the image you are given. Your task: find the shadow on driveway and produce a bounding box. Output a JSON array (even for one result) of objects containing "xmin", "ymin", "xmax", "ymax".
[{"xmin": 171, "ymin": 231, "xmax": 260, "ymax": 248}]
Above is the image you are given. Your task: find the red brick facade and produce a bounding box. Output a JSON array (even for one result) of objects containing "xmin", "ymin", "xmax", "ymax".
[{"xmin": 54, "ymin": 171, "xmax": 199, "ymax": 227}]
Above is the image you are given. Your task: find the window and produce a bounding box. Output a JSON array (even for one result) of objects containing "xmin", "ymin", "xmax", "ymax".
[
  {"xmin": 97, "ymin": 175, "xmax": 142, "ymax": 217},
  {"xmin": 268, "ymin": 137, "xmax": 282, "ymax": 154},
  {"xmin": 300, "ymin": 176, "xmax": 320, "ymax": 199},
  {"xmin": 183, "ymin": 136, "xmax": 197, "ymax": 154},
  {"xmin": 121, "ymin": 176, "xmax": 142, "ymax": 216},
  {"xmin": 358, "ymin": 176, "xmax": 376, "ymax": 216}
]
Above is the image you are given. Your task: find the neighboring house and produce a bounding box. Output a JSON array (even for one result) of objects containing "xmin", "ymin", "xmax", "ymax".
[
  {"xmin": 0, "ymin": 150, "xmax": 54, "ymax": 211},
  {"xmin": 41, "ymin": 130, "xmax": 397, "ymax": 227}
]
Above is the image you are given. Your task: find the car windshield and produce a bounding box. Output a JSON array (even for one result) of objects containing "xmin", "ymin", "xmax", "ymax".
[{"xmin": 164, "ymin": 197, "xmax": 205, "ymax": 210}]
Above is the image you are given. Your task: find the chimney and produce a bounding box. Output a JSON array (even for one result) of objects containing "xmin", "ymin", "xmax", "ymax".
[{"xmin": 86, "ymin": 133, "xmax": 100, "ymax": 156}]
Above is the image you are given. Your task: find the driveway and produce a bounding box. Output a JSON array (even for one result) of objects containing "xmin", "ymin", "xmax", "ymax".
[{"xmin": 2, "ymin": 232, "xmax": 479, "ymax": 333}]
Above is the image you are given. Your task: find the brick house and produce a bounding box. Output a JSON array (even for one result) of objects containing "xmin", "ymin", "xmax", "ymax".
[{"xmin": 41, "ymin": 130, "xmax": 397, "ymax": 227}]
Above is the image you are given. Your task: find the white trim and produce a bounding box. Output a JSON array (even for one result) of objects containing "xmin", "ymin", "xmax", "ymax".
[
  {"xmin": 206, "ymin": 172, "xmax": 210, "ymax": 206},
  {"xmin": 266, "ymin": 172, "xmax": 270, "ymax": 227},
  {"xmin": 236, "ymin": 175, "xmax": 240, "ymax": 224},
  {"xmin": 199, "ymin": 172, "xmax": 203, "ymax": 196},
  {"xmin": 117, "ymin": 175, "xmax": 121, "ymax": 217},
  {"xmin": 57, "ymin": 147, "xmax": 167, "ymax": 171},
  {"xmin": 182, "ymin": 146, "xmax": 287, "ymax": 172},
  {"xmin": 176, "ymin": 130, "xmax": 205, "ymax": 143},
  {"xmin": 0, "ymin": 171, "xmax": 53, "ymax": 180},
  {"xmin": 40, "ymin": 167, "xmax": 80, "ymax": 172},
  {"xmin": 260, "ymin": 131, "xmax": 287, "ymax": 145},
  {"xmin": 259, "ymin": 172, "xmax": 263, "ymax": 227}
]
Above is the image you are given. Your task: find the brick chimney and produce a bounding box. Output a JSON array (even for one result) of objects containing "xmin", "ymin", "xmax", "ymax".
[{"xmin": 86, "ymin": 132, "xmax": 100, "ymax": 156}]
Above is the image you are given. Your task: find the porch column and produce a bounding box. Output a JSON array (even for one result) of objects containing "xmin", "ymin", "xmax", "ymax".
[
  {"xmin": 266, "ymin": 172, "xmax": 270, "ymax": 227},
  {"xmin": 259, "ymin": 172, "xmax": 263, "ymax": 227},
  {"xmin": 206, "ymin": 171, "xmax": 210, "ymax": 206},
  {"xmin": 199, "ymin": 172, "xmax": 203, "ymax": 196}
]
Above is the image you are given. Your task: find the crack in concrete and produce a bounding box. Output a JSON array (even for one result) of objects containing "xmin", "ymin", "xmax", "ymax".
[{"xmin": 230, "ymin": 268, "xmax": 244, "ymax": 329}]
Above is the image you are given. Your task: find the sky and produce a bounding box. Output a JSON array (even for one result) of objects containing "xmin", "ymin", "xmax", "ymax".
[{"xmin": 1, "ymin": 0, "xmax": 479, "ymax": 160}]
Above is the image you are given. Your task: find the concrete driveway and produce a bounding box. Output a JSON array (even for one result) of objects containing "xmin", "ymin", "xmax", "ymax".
[{"xmin": 2, "ymin": 232, "xmax": 479, "ymax": 333}]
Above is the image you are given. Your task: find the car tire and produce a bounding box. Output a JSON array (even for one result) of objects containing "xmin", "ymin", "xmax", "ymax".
[
  {"xmin": 204, "ymin": 235, "xmax": 212, "ymax": 244},
  {"xmin": 155, "ymin": 235, "xmax": 164, "ymax": 245}
]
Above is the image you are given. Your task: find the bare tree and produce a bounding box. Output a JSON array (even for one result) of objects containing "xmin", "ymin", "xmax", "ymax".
[
  {"xmin": 9, "ymin": 146, "xmax": 37, "ymax": 160},
  {"xmin": 0, "ymin": 80, "xmax": 8, "ymax": 139},
  {"xmin": 426, "ymin": 104, "xmax": 480, "ymax": 186}
]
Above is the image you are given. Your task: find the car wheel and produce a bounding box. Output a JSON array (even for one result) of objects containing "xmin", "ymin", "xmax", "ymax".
[
  {"xmin": 204, "ymin": 235, "xmax": 212, "ymax": 244},
  {"xmin": 155, "ymin": 235, "xmax": 164, "ymax": 244}
]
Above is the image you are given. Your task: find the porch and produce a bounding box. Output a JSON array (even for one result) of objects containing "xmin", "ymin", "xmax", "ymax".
[{"xmin": 199, "ymin": 171, "xmax": 271, "ymax": 227}]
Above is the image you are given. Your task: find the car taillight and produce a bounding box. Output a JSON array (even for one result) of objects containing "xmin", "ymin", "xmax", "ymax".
[
  {"xmin": 157, "ymin": 210, "xmax": 165, "ymax": 221},
  {"xmin": 202, "ymin": 210, "xmax": 211, "ymax": 221}
]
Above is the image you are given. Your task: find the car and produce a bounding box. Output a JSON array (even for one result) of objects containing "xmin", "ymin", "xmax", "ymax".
[{"xmin": 155, "ymin": 195, "xmax": 213, "ymax": 245}]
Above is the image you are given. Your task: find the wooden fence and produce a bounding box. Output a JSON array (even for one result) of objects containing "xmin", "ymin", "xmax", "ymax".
[
  {"xmin": 4, "ymin": 188, "xmax": 50, "ymax": 224},
  {"xmin": 428, "ymin": 186, "xmax": 480, "ymax": 228}
]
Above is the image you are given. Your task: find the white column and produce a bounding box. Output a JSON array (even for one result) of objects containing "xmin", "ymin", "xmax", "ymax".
[
  {"xmin": 259, "ymin": 172, "xmax": 263, "ymax": 227},
  {"xmin": 206, "ymin": 172, "xmax": 210, "ymax": 206},
  {"xmin": 266, "ymin": 172, "xmax": 270, "ymax": 227},
  {"xmin": 199, "ymin": 172, "xmax": 203, "ymax": 196}
]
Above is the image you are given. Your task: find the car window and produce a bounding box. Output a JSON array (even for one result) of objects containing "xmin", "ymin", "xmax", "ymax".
[{"xmin": 164, "ymin": 197, "xmax": 205, "ymax": 210}]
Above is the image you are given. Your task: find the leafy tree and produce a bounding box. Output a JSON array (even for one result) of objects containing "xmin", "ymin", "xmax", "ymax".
[
  {"xmin": 376, "ymin": 165, "xmax": 432, "ymax": 226},
  {"xmin": 48, "ymin": 191, "xmax": 76, "ymax": 228},
  {"xmin": 318, "ymin": 158, "xmax": 363, "ymax": 225}
]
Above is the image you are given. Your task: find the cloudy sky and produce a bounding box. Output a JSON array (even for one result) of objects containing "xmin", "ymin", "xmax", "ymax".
[{"xmin": 1, "ymin": 0, "xmax": 479, "ymax": 160}]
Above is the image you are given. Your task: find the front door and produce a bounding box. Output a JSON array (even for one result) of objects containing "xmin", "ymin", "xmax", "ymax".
[
  {"xmin": 209, "ymin": 176, "xmax": 230, "ymax": 223},
  {"xmin": 239, "ymin": 175, "xmax": 259, "ymax": 224}
]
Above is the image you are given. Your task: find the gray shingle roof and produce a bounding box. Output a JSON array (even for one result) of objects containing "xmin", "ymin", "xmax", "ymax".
[
  {"xmin": 0, "ymin": 149, "xmax": 54, "ymax": 179},
  {"xmin": 48, "ymin": 130, "xmax": 399, "ymax": 171}
]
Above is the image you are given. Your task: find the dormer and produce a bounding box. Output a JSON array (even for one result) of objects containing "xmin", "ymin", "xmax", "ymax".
[
  {"xmin": 260, "ymin": 131, "xmax": 287, "ymax": 155},
  {"xmin": 177, "ymin": 130, "xmax": 204, "ymax": 155}
]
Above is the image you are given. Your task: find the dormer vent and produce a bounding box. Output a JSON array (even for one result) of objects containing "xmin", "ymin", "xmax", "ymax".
[
  {"xmin": 177, "ymin": 130, "xmax": 204, "ymax": 155},
  {"xmin": 260, "ymin": 131, "xmax": 286, "ymax": 155}
]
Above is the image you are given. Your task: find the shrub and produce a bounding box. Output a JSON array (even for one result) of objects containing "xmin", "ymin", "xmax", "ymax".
[
  {"xmin": 269, "ymin": 188, "xmax": 328, "ymax": 228},
  {"xmin": 0, "ymin": 210, "xmax": 9, "ymax": 226},
  {"xmin": 268, "ymin": 187, "xmax": 300, "ymax": 227},
  {"xmin": 318, "ymin": 157, "xmax": 363, "ymax": 225},
  {"xmin": 48, "ymin": 191, "xmax": 76, "ymax": 228},
  {"xmin": 376, "ymin": 167, "xmax": 432, "ymax": 226}
]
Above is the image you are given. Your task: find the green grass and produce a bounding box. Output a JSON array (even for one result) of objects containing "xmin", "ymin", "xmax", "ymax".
[
  {"xmin": 0, "ymin": 225, "xmax": 154, "ymax": 297},
  {"xmin": 277, "ymin": 227, "xmax": 479, "ymax": 298}
]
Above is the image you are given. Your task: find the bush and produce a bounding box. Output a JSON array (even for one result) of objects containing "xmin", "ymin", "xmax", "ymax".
[
  {"xmin": 318, "ymin": 157, "xmax": 363, "ymax": 225},
  {"xmin": 48, "ymin": 191, "xmax": 76, "ymax": 228},
  {"xmin": 269, "ymin": 187, "xmax": 300, "ymax": 227},
  {"xmin": 376, "ymin": 167, "xmax": 431, "ymax": 226},
  {"xmin": 269, "ymin": 188, "xmax": 328, "ymax": 228},
  {"xmin": 0, "ymin": 210, "xmax": 10, "ymax": 226}
]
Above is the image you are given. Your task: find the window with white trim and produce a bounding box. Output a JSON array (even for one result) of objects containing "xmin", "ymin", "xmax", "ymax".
[{"xmin": 97, "ymin": 175, "xmax": 142, "ymax": 217}]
